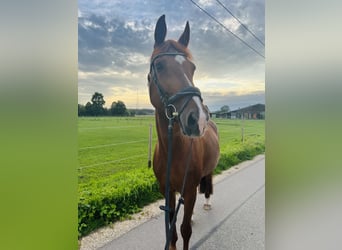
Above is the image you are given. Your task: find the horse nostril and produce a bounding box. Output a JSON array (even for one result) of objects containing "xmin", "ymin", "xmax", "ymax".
[{"xmin": 188, "ymin": 112, "xmax": 198, "ymax": 128}]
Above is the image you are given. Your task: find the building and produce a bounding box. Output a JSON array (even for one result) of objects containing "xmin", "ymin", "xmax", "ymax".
[{"xmin": 212, "ymin": 103, "xmax": 265, "ymax": 120}]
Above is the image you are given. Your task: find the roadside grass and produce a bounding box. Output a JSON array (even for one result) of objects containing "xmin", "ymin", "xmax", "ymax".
[{"xmin": 78, "ymin": 116, "xmax": 264, "ymax": 237}]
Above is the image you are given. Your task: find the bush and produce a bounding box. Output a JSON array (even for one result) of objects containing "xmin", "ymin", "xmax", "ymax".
[
  {"xmin": 78, "ymin": 168, "xmax": 162, "ymax": 237},
  {"xmin": 214, "ymin": 140, "xmax": 265, "ymax": 174}
]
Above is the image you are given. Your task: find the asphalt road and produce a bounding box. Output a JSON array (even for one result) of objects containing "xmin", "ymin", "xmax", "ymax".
[{"xmin": 100, "ymin": 155, "xmax": 265, "ymax": 250}]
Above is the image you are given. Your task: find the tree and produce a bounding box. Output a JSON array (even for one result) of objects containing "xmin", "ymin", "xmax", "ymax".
[
  {"xmin": 91, "ymin": 92, "xmax": 105, "ymax": 116},
  {"xmin": 110, "ymin": 101, "xmax": 117, "ymax": 116},
  {"xmin": 85, "ymin": 101, "xmax": 93, "ymax": 116},
  {"xmin": 110, "ymin": 100, "xmax": 129, "ymax": 116},
  {"xmin": 78, "ymin": 104, "xmax": 86, "ymax": 116},
  {"xmin": 220, "ymin": 105, "xmax": 230, "ymax": 113}
]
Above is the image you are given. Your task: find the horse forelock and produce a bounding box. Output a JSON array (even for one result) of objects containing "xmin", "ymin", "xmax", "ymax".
[{"xmin": 151, "ymin": 40, "xmax": 193, "ymax": 61}]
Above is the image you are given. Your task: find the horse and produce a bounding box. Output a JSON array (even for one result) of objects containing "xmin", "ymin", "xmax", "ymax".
[{"xmin": 147, "ymin": 15, "xmax": 220, "ymax": 250}]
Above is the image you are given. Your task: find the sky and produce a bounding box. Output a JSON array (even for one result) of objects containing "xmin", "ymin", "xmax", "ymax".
[{"xmin": 78, "ymin": 0, "xmax": 265, "ymax": 112}]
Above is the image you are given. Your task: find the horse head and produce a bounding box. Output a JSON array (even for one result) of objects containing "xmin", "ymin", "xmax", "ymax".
[{"xmin": 148, "ymin": 15, "xmax": 209, "ymax": 137}]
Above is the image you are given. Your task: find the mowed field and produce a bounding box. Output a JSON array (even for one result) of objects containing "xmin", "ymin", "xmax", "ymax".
[
  {"xmin": 78, "ymin": 116, "xmax": 264, "ymax": 183},
  {"xmin": 78, "ymin": 116, "xmax": 265, "ymax": 236},
  {"xmin": 78, "ymin": 116, "xmax": 158, "ymax": 184}
]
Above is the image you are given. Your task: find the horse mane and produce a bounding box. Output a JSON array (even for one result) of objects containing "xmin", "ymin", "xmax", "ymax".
[{"xmin": 151, "ymin": 40, "xmax": 193, "ymax": 61}]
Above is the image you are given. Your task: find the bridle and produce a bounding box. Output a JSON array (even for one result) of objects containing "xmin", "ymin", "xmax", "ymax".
[{"xmin": 149, "ymin": 52, "xmax": 203, "ymax": 118}]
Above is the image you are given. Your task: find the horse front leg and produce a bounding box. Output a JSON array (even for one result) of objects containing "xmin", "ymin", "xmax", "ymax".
[{"xmin": 181, "ymin": 188, "xmax": 197, "ymax": 250}]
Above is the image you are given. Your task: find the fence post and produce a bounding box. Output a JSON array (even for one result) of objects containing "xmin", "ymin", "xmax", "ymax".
[
  {"xmin": 148, "ymin": 123, "xmax": 152, "ymax": 168},
  {"xmin": 241, "ymin": 113, "xmax": 245, "ymax": 143}
]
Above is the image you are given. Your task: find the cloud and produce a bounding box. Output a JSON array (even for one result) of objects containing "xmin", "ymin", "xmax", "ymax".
[
  {"xmin": 78, "ymin": 14, "xmax": 153, "ymax": 71},
  {"xmin": 78, "ymin": 0, "xmax": 265, "ymax": 110}
]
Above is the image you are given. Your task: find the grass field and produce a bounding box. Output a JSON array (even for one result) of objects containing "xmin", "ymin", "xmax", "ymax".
[
  {"xmin": 78, "ymin": 117, "xmax": 157, "ymax": 184},
  {"xmin": 78, "ymin": 116, "xmax": 265, "ymax": 236}
]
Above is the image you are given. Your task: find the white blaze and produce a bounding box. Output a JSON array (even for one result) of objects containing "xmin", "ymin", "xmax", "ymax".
[
  {"xmin": 176, "ymin": 58, "xmax": 207, "ymax": 135},
  {"xmin": 193, "ymin": 96, "xmax": 207, "ymax": 134},
  {"xmin": 175, "ymin": 55, "xmax": 186, "ymax": 65},
  {"xmin": 183, "ymin": 73, "xmax": 192, "ymax": 85}
]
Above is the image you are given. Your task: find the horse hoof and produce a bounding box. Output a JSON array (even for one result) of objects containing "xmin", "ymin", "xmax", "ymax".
[
  {"xmin": 203, "ymin": 204, "xmax": 211, "ymax": 210},
  {"xmin": 169, "ymin": 245, "xmax": 177, "ymax": 250}
]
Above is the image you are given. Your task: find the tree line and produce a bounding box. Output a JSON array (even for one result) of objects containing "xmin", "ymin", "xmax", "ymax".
[
  {"xmin": 78, "ymin": 92, "xmax": 132, "ymax": 117},
  {"xmin": 78, "ymin": 92, "xmax": 230, "ymax": 117}
]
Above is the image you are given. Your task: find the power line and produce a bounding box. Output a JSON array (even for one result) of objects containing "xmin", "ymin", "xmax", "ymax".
[
  {"xmin": 189, "ymin": 0, "xmax": 265, "ymax": 59},
  {"xmin": 215, "ymin": 0, "xmax": 265, "ymax": 47}
]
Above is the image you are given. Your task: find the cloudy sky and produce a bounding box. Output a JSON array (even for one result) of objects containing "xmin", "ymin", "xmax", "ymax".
[{"xmin": 78, "ymin": 0, "xmax": 265, "ymax": 111}]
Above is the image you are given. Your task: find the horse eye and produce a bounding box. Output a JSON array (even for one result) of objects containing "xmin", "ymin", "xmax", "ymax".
[{"xmin": 155, "ymin": 62, "xmax": 164, "ymax": 72}]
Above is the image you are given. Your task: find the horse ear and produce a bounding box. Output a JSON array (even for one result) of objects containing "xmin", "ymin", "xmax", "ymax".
[
  {"xmin": 178, "ymin": 21, "xmax": 190, "ymax": 47},
  {"xmin": 154, "ymin": 15, "xmax": 167, "ymax": 48}
]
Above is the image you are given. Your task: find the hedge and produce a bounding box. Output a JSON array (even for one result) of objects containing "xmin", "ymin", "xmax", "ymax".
[{"xmin": 78, "ymin": 168, "xmax": 162, "ymax": 237}]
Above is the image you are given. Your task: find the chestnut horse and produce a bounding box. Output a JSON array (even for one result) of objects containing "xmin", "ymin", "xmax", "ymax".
[{"xmin": 147, "ymin": 15, "xmax": 220, "ymax": 250}]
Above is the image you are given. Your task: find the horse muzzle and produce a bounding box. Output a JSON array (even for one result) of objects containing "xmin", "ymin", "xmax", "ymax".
[{"xmin": 179, "ymin": 99, "xmax": 209, "ymax": 137}]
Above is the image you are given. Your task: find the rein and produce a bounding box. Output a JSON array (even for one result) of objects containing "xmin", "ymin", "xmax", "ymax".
[{"xmin": 160, "ymin": 110, "xmax": 193, "ymax": 250}]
